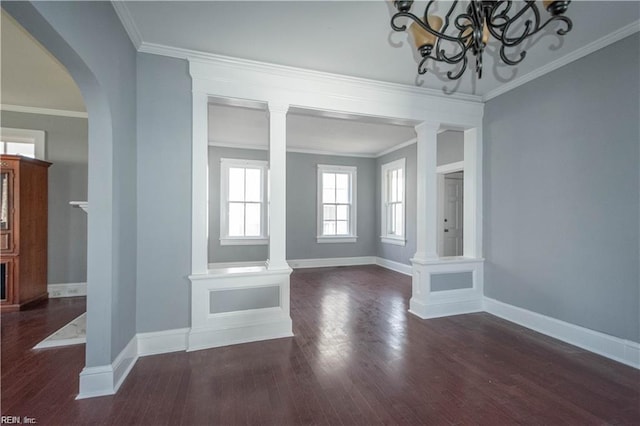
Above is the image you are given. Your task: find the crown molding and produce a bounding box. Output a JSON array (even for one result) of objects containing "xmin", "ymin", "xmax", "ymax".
[
  {"xmin": 375, "ymin": 138, "xmax": 417, "ymax": 158},
  {"xmin": 208, "ymin": 139, "xmax": 380, "ymax": 158},
  {"xmin": 111, "ymin": 1, "xmax": 142, "ymax": 50},
  {"xmin": 139, "ymin": 42, "xmax": 484, "ymax": 105},
  {"xmin": 483, "ymin": 20, "xmax": 640, "ymax": 102},
  {"xmin": 1, "ymin": 104, "xmax": 88, "ymax": 118}
]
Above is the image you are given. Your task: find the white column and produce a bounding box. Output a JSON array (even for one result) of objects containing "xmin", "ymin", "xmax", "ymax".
[
  {"xmin": 266, "ymin": 102, "xmax": 290, "ymax": 271},
  {"xmin": 413, "ymin": 121, "xmax": 439, "ymax": 261},
  {"xmin": 191, "ymin": 91, "xmax": 209, "ymax": 274},
  {"xmin": 464, "ymin": 127, "xmax": 482, "ymax": 258}
]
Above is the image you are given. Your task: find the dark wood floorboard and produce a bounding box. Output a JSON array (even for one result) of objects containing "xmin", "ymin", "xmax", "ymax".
[{"xmin": 2, "ymin": 265, "xmax": 639, "ymax": 425}]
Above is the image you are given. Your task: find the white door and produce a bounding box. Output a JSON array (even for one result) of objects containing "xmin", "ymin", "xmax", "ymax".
[{"xmin": 443, "ymin": 172, "xmax": 463, "ymax": 256}]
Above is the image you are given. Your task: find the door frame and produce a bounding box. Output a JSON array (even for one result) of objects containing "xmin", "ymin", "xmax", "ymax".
[{"xmin": 436, "ymin": 161, "xmax": 464, "ymax": 256}]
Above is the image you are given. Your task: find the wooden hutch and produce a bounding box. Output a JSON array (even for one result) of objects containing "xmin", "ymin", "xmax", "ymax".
[{"xmin": 1, "ymin": 154, "xmax": 51, "ymax": 312}]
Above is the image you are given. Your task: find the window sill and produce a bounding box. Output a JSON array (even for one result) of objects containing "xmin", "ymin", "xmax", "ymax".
[
  {"xmin": 316, "ymin": 236, "xmax": 357, "ymax": 244},
  {"xmin": 220, "ymin": 238, "xmax": 268, "ymax": 246},
  {"xmin": 380, "ymin": 236, "xmax": 406, "ymax": 246}
]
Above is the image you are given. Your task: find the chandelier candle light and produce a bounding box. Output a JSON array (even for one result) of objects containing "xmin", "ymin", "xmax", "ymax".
[{"xmin": 390, "ymin": 0, "xmax": 572, "ymax": 80}]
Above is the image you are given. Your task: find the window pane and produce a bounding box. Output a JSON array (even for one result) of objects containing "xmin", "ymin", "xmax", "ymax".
[
  {"xmin": 228, "ymin": 202, "xmax": 245, "ymax": 236},
  {"xmin": 390, "ymin": 170, "xmax": 397, "ymax": 202},
  {"xmin": 245, "ymin": 203, "xmax": 261, "ymax": 236},
  {"xmin": 6, "ymin": 142, "xmax": 35, "ymax": 158},
  {"xmin": 336, "ymin": 205, "xmax": 348, "ymax": 220},
  {"xmin": 0, "ymin": 142, "xmax": 5, "ymax": 154},
  {"xmin": 397, "ymin": 169, "xmax": 404, "ymax": 202},
  {"xmin": 388, "ymin": 204, "xmax": 395, "ymax": 234},
  {"xmin": 245, "ymin": 168, "xmax": 261, "ymax": 202},
  {"xmin": 395, "ymin": 204, "xmax": 403, "ymax": 236},
  {"xmin": 323, "ymin": 204, "xmax": 336, "ymax": 220},
  {"xmin": 323, "ymin": 172, "xmax": 336, "ymax": 189},
  {"xmin": 336, "ymin": 221, "xmax": 348, "ymax": 235},
  {"xmin": 336, "ymin": 188, "xmax": 349, "ymax": 204},
  {"xmin": 323, "ymin": 188, "xmax": 335, "ymax": 203},
  {"xmin": 335, "ymin": 173, "xmax": 349, "ymax": 191},
  {"xmin": 323, "ymin": 221, "xmax": 336, "ymax": 235},
  {"xmin": 228, "ymin": 168, "xmax": 245, "ymax": 201}
]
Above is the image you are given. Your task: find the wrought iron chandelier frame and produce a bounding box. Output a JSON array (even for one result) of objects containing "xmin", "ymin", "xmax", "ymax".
[{"xmin": 390, "ymin": 1, "xmax": 573, "ymax": 80}]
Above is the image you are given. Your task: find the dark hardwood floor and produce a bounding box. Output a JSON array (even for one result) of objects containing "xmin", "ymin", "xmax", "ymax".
[{"xmin": 2, "ymin": 265, "xmax": 639, "ymax": 425}]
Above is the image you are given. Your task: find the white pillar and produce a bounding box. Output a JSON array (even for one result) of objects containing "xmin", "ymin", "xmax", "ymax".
[
  {"xmin": 192, "ymin": 91, "xmax": 209, "ymax": 274},
  {"xmin": 413, "ymin": 121, "xmax": 439, "ymax": 261},
  {"xmin": 266, "ymin": 102, "xmax": 290, "ymax": 271},
  {"xmin": 464, "ymin": 127, "xmax": 482, "ymax": 258}
]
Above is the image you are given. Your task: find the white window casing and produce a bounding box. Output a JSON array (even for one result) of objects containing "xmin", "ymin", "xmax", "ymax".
[
  {"xmin": 220, "ymin": 158, "xmax": 268, "ymax": 245},
  {"xmin": 0, "ymin": 127, "xmax": 46, "ymax": 160},
  {"xmin": 381, "ymin": 158, "xmax": 406, "ymax": 246},
  {"xmin": 317, "ymin": 164, "xmax": 357, "ymax": 244}
]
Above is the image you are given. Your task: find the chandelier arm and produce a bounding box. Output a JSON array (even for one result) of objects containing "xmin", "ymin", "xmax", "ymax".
[
  {"xmin": 436, "ymin": 0, "xmax": 459, "ymax": 35},
  {"xmin": 499, "ymin": 44, "xmax": 527, "ymax": 66},
  {"xmin": 391, "ymin": 12, "xmax": 467, "ymax": 44},
  {"xmin": 446, "ymin": 55, "xmax": 468, "ymax": 80}
]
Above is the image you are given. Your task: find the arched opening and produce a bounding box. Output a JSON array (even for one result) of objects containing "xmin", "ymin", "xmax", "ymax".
[{"xmin": 2, "ymin": 2, "xmax": 117, "ymax": 397}]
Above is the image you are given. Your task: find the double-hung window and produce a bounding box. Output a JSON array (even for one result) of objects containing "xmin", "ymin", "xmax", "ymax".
[
  {"xmin": 0, "ymin": 128, "xmax": 45, "ymax": 159},
  {"xmin": 381, "ymin": 158, "xmax": 406, "ymax": 245},
  {"xmin": 220, "ymin": 158, "xmax": 268, "ymax": 245},
  {"xmin": 317, "ymin": 164, "xmax": 357, "ymax": 243}
]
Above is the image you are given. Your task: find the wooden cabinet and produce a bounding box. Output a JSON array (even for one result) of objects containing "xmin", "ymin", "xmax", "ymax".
[{"xmin": 1, "ymin": 155, "xmax": 51, "ymax": 312}]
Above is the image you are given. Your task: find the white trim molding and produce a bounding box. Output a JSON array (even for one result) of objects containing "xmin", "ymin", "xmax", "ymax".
[
  {"xmin": 110, "ymin": 0, "xmax": 142, "ymax": 49},
  {"xmin": 483, "ymin": 297, "xmax": 640, "ymax": 370},
  {"xmin": 48, "ymin": 282, "xmax": 87, "ymax": 298},
  {"xmin": 409, "ymin": 258, "xmax": 484, "ymax": 319},
  {"xmin": 137, "ymin": 328, "xmax": 190, "ymax": 357},
  {"xmin": 375, "ymin": 257, "xmax": 412, "ymax": 276},
  {"xmin": 317, "ymin": 164, "xmax": 358, "ymax": 243},
  {"xmin": 188, "ymin": 267, "xmax": 293, "ymax": 352},
  {"xmin": 77, "ymin": 335, "xmax": 138, "ymax": 399},
  {"xmin": 1, "ymin": 104, "xmax": 88, "ymax": 119},
  {"xmin": 483, "ymin": 20, "xmax": 640, "ymax": 101},
  {"xmin": 288, "ymin": 256, "xmax": 376, "ymax": 269}
]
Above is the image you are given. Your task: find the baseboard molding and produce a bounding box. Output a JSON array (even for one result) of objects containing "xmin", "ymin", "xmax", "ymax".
[
  {"xmin": 483, "ymin": 297, "xmax": 640, "ymax": 369},
  {"xmin": 187, "ymin": 318, "xmax": 293, "ymax": 352},
  {"xmin": 288, "ymin": 256, "xmax": 376, "ymax": 269},
  {"xmin": 208, "ymin": 261, "xmax": 266, "ymax": 269},
  {"xmin": 410, "ymin": 295, "xmax": 483, "ymax": 319},
  {"xmin": 137, "ymin": 328, "xmax": 189, "ymax": 356},
  {"xmin": 48, "ymin": 282, "xmax": 87, "ymax": 298},
  {"xmin": 77, "ymin": 335, "xmax": 138, "ymax": 399},
  {"xmin": 375, "ymin": 257, "xmax": 412, "ymax": 275}
]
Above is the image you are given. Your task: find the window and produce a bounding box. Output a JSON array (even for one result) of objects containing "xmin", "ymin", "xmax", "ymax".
[
  {"xmin": 220, "ymin": 158, "xmax": 268, "ymax": 245},
  {"xmin": 381, "ymin": 158, "xmax": 406, "ymax": 246},
  {"xmin": 0, "ymin": 128, "xmax": 45, "ymax": 160},
  {"xmin": 317, "ymin": 164, "xmax": 357, "ymax": 243}
]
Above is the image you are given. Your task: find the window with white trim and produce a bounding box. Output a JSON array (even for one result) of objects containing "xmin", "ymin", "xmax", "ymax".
[
  {"xmin": 220, "ymin": 158, "xmax": 268, "ymax": 245},
  {"xmin": 317, "ymin": 164, "xmax": 357, "ymax": 243},
  {"xmin": 381, "ymin": 158, "xmax": 406, "ymax": 246},
  {"xmin": 0, "ymin": 128, "xmax": 45, "ymax": 159}
]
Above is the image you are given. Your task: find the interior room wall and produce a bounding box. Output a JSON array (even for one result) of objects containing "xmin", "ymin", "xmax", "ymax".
[
  {"xmin": 437, "ymin": 130, "xmax": 464, "ymax": 166},
  {"xmin": 286, "ymin": 151, "xmax": 377, "ymax": 260},
  {"xmin": 483, "ymin": 33, "xmax": 640, "ymax": 342},
  {"xmin": 0, "ymin": 111, "xmax": 88, "ymax": 285},
  {"xmin": 136, "ymin": 52, "xmax": 192, "ymax": 333},
  {"xmin": 5, "ymin": 0, "xmax": 139, "ymax": 364},
  {"xmin": 375, "ymin": 142, "xmax": 417, "ymax": 265}
]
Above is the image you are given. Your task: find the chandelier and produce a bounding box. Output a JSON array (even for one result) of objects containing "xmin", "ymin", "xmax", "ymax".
[{"xmin": 390, "ymin": 1, "xmax": 573, "ymax": 80}]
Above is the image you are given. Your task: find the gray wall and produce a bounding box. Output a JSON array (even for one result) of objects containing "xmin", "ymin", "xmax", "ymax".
[
  {"xmin": 208, "ymin": 147, "xmax": 268, "ymax": 263},
  {"xmin": 0, "ymin": 111, "xmax": 87, "ymax": 285},
  {"xmin": 375, "ymin": 143, "xmax": 417, "ymax": 265},
  {"xmin": 286, "ymin": 152, "xmax": 377, "ymax": 260},
  {"xmin": 136, "ymin": 53, "xmax": 192, "ymax": 333},
  {"xmin": 437, "ymin": 130, "xmax": 464, "ymax": 166},
  {"xmin": 5, "ymin": 0, "xmax": 139, "ymax": 364},
  {"xmin": 208, "ymin": 148, "xmax": 378, "ymax": 262},
  {"xmin": 484, "ymin": 33, "xmax": 640, "ymax": 342}
]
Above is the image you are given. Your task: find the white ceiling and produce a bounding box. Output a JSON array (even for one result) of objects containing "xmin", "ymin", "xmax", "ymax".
[
  {"xmin": 209, "ymin": 103, "xmax": 419, "ymax": 156},
  {"xmin": 0, "ymin": 11, "xmax": 85, "ymax": 112},
  {"xmin": 125, "ymin": 1, "xmax": 640, "ymax": 97}
]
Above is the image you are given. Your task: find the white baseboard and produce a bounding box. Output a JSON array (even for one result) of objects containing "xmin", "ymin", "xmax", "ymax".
[
  {"xmin": 48, "ymin": 282, "xmax": 87, "ymax": 298},
  {"xmin": 208, "ymin": 261, "xmax": 266, "ymax": 269},
  {"xmin": 375, "ymin": 257, "xmax": 412, "ymax": 275},
  {"xmin": 288, "ymin": 256, "xmax": 376, "ymax": 269},
  {"xmin": 187, "ymin": 318, "xmax": 293, "ymax": 352},
  {"xmin": 137, "ymin": 328, "xmax": 189, "ymax": 356},
  {"xmin": 77, "ymin": 335, "xmax": 138, "ymax": 399},
  {"xmin": 484, "ymin": 297, "xmax": 640, "ymax": 369},
  {"xmin": 410, "ymin": 293, "xmax": 484, "ymax": 319}
]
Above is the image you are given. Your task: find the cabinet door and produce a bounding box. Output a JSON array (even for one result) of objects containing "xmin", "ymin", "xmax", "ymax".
[
  {"xmin": 0, "ymin": 258, "xmax": 14, "ymax": 304},
  {"xmin": 0, "ymin": 168, "xmax": 14, "ymax": 253}
]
